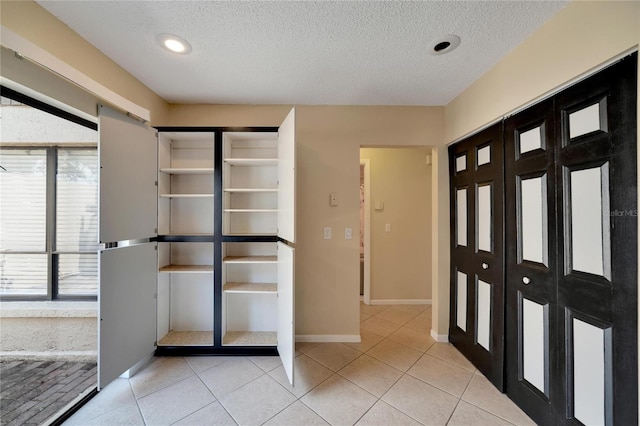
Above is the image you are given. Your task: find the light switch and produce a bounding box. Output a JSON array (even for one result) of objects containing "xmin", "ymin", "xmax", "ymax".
[
  {"xmin": 385, "ymin": 223, "xmax": 391, "ymax": 232},
  {"xmin": 345, "ymin": 228, "xmax": 352, "ymax": 239},
  {"xmin": 324, "ymin": 227, "xmax": 332, "ymax": 240},
  {"xmin": 375, "ymin": 201, "xmax": 384, "ymax": 211},
  {"xmin": 330, "ymin": 192, "xmax": 338, "ymax": 206}
]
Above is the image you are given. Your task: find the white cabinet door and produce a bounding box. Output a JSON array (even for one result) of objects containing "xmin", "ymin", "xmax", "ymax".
[
  {"xmin": 277, "ymin": 108, "xmax": 296, "ymax": 243},
  {"xmin": 99, "ymin": 243, "xmax": 157, "ymax": 389},
  {"xmin": 277, "ymin": 242, "xmax": 295, "ymax": 386},
  {"xmin": 99, "ymin": 105, "xmax": 157, "ymax": 243}
]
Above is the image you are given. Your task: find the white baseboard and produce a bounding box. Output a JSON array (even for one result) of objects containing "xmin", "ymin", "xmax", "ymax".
[
  {"xmin": 296, "ymin": 334, "xmax": 361, "ymax": 343},
  {"xmin": 370, "ymin": 299, "xmax": 432, "ymax": 305},
  {"xmin": 430, "ymin": 330, "xmax": 449, "ymax": 343},
  {"xmin": 121, "ymin": 352, "xmax": 153, "ymax": 379}
]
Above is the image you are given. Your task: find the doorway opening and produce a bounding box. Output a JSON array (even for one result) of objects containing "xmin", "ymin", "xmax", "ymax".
[{"xmin": 0, "ymin": 87, "xmax": 99, "ymax": 425}]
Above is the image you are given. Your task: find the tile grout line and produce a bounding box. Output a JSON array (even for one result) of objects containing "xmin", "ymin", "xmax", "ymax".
[
  {"xmin": 128, "ymin": 377, "xmax": 148, "ymax": 426},
  {"xmin": 176, "ymin": 356, "xmax": 237, "ymax": 426},
  {"xmin": 443, "ymin": 365, "xmax": 478, "ymax": 426},
  {"xmin": 338, "ymin": 321, "xmax": 436, "ymax": 426}
]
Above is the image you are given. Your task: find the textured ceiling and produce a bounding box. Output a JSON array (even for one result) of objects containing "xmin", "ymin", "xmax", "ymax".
[{"xmin": 38, "ymin": 1, "xmax": 568, "ymax": 106}]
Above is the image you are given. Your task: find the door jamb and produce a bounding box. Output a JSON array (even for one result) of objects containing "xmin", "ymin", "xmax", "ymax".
[{"xmin": 360, "ymin": 159, "xmax": 371, "ymax": 304}]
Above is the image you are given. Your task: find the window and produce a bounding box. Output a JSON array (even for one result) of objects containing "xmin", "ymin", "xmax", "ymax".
[{"xmin": 0, "ymin": 91, "xmax": 98, "ymax": 299}]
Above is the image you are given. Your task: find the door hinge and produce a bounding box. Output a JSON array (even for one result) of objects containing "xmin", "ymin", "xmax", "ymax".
[
  {"xmin": 154, "ymin": 181, "xmax": 158, "ymax": 186},
  {"xmin": 154, "ymin": 229, "xmax": 158, "ymax": 235},
  {"xmin": 154, "ymin": 341, "xmax": 157, "ymax": 347},
  {"xmin": 154, "ymin": 293, "xmax": 157, "ymax": 299}
]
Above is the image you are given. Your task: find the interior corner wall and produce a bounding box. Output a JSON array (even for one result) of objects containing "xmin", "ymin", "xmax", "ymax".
[
  {"xmin": 0, "ymin": 0, "xmax": 169, "ymax": 123},
  {"xmin": 359, "ymin": 147, "xmax": 432, "ymax": 302}
]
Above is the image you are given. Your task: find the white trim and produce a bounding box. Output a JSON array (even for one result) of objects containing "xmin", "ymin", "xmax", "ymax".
[
  {"xmin": 430, "ymin": 330, "xmax": 449, "ymax": 343},
  {"xmin": 296, "ymin": 334, "xmax": 361, "ymax": 343},
  {"xmin": 120, "ymin": 352, "xmax": 153, "ymax": 379},
  {"xmin": 360, "ymin": 158, "xmax": 371, "ymax": 305},
  {"xmin": 448, "ymin": 47, "xmax": 639, "ymax": 146},
  {"xmin": 0, "ymin": 26, "xmax": 151, "ymax": 122},
  {"xmin": 370, "ymin": 299, "xmax": 432, "ymax": 305}
]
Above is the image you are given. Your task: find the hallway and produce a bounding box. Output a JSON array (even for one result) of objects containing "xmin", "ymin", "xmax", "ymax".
[{"xmin": 65, "ymin": 303, "xmax": 534, "ymax": 425}]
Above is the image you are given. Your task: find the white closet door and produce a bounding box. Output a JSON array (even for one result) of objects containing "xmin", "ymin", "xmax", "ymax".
[
  {"xmin": 99, "ymin": 105, "xmax": 157, "ymax": 243},
  {"xmin": 277, "ymin": 242, "xmax": 295, "ymax": 386},
  {"xmin": 277, "ymin": 108, "xmax": 296, "ymax": 243},
  {"xmin": 99, "ymin": 243, "xmax": 157, "ymax": 390}
]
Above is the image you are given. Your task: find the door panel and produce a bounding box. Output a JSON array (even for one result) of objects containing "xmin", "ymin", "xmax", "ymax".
[
  {"xmin": 570, "ymin": 315, "xmax": 609, "ymax": 426},
  {"xmin": 99, "ymin": 105, "xmax": 157, "ymax": 243},
  {"xmin": 99, "ymin": 243, "xmax": 157, "ymax": 389},
  {"xmin": 555, "ymin": 55, "xmax": 637, "ymax": 425},
  {"xmin": 521, "ymin": 297, "xmax": 547, "ymax": 394},
  {"xmin": 505, "ymin": 99, "xmax": 558, "ymax": 424},
  {"xmin": 277, "ymin": 242, "xmax": 295, "ymax": 386},
  {"xmin": 277, "ymin": 108, "xmax": 296, "ymax": 243},
  {"xmin": 449, "ymin": 122, "xmax": 504, "ymax": 390},
  {"xmin": 505, "ymin": 54, "xmax": 637, "ymax": 425}
]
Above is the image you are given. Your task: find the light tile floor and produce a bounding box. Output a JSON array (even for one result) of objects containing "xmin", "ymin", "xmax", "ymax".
[{"xmin": 64, "ymin": 303, "xmax": 535, "ymax": 425}]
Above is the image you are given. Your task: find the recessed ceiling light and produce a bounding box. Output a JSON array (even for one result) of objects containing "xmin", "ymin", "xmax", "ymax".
[
  {"xmin": 157, "ymin": 34, "xmax": 192, "ymax": 54},
  {"xmin": 428, "ymin": 34, "xmax": 461, "ymax": 56}
]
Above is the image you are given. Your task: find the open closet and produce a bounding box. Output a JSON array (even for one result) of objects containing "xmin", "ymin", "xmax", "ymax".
[{"xmin": 98, "ymin": 108, "xmax": 297, "ymax": 390}]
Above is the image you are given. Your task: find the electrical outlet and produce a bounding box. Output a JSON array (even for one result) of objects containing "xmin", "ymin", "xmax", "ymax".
[
  {"xmin": 385, "ymin": 223, "xmax": 391, "ymax": 232},
  {"xmin": 330, "ymin": 192, "xmax": 338, "ymax": 206},
  {"xmin": 324, "ymin": 227, "xmax": 332, "ymax": 240},
  {"xmin": 345, "ymin": 228, "xmax": 352, "ymax": 239}
]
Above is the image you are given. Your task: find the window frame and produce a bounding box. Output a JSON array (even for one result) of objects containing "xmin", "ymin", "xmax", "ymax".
[{"xmin": 0, "ymin": 86, "xmax": 98, "ymax": 301}]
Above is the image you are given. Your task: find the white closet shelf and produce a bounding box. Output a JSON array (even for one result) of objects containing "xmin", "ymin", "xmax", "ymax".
[
  {"xmin": 159, "ymin": 194, "xmax": 214, "ymax": 198},
  {"xmin": 158, "ymin": 331, "xmax": 213, "ymax": 346},
  {"xmin": 223, "ymin": 158, "xmax": 277, "ymax": 166},
  {"xmin": 223, "ymin": 209, "xmax": 278, "ymax": 213},
  {"xmin": 159, "ymin": 264, "xmax": 214, "ymax": 273},
  {"xmin": 223, "ymin": 331, "xmax": 276, "ymax": 346},
  {"xmin": 223, "ymin": 188, "xmax": 277, "ymax": 193},
  {"xmin": 223, "ymin": 282, "xmax": 277, "ymax": 293},
  {"xmin": 223, "ymin": 255, "xmax": 277, "ymax": 264},
  {"xmin": 159, "ymin": 168, "xmax": 214, "ymax": 174}
]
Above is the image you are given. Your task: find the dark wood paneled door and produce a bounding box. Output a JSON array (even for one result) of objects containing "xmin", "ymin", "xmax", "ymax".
[
  {"xmin": 554, "ymin": 55, "xmax": 637, "ymax": 425},
  {"xmin": 505, "ymin": 54, "xmax": 637, "ymax": 425},
  {"xmin": 449, "ymin": 122, "xmax": 505, "ymax": 390},
  {"xmin": 504, "ymin": 99, "xmax": 559, "ymax": 424}
]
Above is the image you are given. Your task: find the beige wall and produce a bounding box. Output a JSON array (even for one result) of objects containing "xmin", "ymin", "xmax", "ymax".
[
  {"xmin": 360, "ymin": 147, "xmax": 432, "ymax": 301},
  {"xmin": 170, "ymin": 105, "xmax": 444, "ymax": 337},
  {"xmin": 0, "ymin": 0, "xmax": 169, "ymax": 123}
]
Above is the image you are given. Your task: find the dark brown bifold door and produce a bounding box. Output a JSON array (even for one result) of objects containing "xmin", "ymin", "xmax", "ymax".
[
  {"xmin": 504, "ymin": 98, "xmax": 559, "ymax": 424},
  {"xmin": 505, "ymin": 54, "xmax": 638, "ymax": 425},
  {"xmin": 554, "ymin": 55, "xmax": 637, "ymax": 425},
  {"xmin": 449, "ymin": 122, "xmax": 505, "ymax": 390}
]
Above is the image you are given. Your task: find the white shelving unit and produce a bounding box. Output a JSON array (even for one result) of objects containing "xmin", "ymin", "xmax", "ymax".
[
  {"xmin": 158, "ymin": 132, "xmax": 215, "ymax": 236},
  {"xmin": 221, "ymin": 242, "xmax": 278, "ymax": 346},
  {"xmin": 222, "ymin": 132, "xmax": 278, "ymax": 236},
  {"xmin": 98, "ymin": 106, "xmax": 296, "ymax": 388},
  {"xmin": 156, "ymin": 132, "xmax": 215, "ymax": 347}
]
